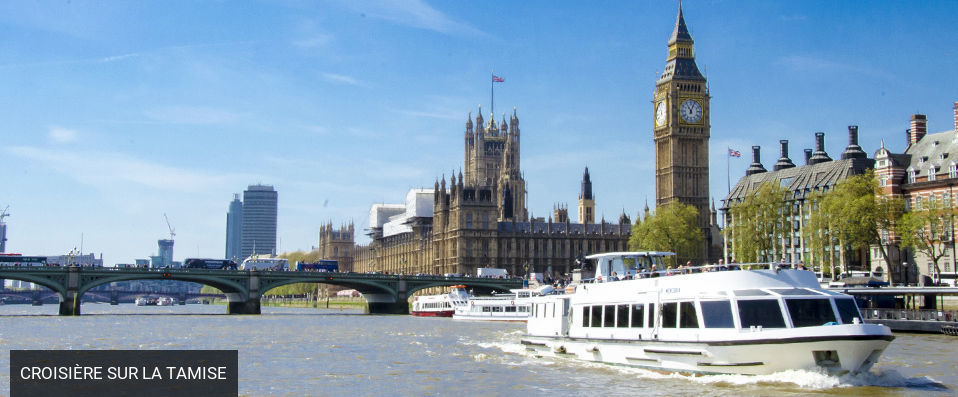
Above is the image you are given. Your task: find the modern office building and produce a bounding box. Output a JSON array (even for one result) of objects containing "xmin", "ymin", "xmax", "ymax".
[
  {"xmin": 157, "ymin": 239, "xmax": 174, "ymax": 268},
  {"xmin": 241, "ymin": 184, "xmax": 278, "ymax": 260},
  {"xmin": 225, "ymin": 193, "xmax": 243, "ymax": 261},
  {"xmin": 0, "ymin": 221, "xmax": 6, "ymax": 253}
]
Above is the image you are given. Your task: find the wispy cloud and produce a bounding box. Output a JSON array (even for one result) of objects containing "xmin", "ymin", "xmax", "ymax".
[
  {"xmin": 776, "ymin": 55, "xmax": 894, "ymax": 80},
  {"xmin": 335, "ymin": 0, "xmax": 486, "ymax": 37},
  {"xmin": 6, "ymin": 146, "xmax": 245, "ymax": 193},
  {"xmin": 143, "ymin": 106, "xmax": 244, "ymax": 125},
  {"xmin": 293, "ymin": 34, "xmax": 333, "ymax": 48},
  {"xmin": 322, "ymin": 72, "xmax": 369, "ymax": 87},
  {"xmin": 48, "ymin": 126, "xmax": 79, "ymax": 144}
]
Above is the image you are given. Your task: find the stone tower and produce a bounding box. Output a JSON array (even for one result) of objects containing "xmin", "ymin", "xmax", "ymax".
[
  {"xmin": 577, "ymin": 167, "xmax": 595, "ymax": 224},
  {"xmin": 652, "ymin": 4, "xmax": 711, "ymax": 262},
  {"xmin": 318, "ymin": 221, "xmax": 355, "ymax": 272},
  {"xmin": 463, "ymin": 106, "xmax": 527, "ymax": 221}
]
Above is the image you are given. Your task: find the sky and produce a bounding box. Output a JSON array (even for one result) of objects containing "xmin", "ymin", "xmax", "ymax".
[{"xmin": 1, "ymin": 0, "xmax": 956, "ymax": 265}]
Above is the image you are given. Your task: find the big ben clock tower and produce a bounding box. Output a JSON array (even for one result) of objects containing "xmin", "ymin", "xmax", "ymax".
[{"xmin": 653, "ymin": 4, "xmax": 711, "ymax": 262}]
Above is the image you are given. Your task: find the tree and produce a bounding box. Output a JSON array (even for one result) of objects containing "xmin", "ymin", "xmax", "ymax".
[
  {"xmin": 628, "ymin": 201, "xmax": 703, "ymax": 265},
  {"xmin": 898, "ymin": 196, "xmax": 955, "ymax": 284},
  {"xmin": 726, "ymin": 182, "xmax": 792, "ymax": 263},
  {"xmin": 808, "ymin": 171, "xmax": 904, "ymax": 283}
]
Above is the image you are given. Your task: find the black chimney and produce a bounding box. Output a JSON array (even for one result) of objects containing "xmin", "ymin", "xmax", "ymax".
[
  {"xmin": 773, "ymin": 139, "xmax": 796, "ymax": 171},
  {"xmin": 745, "ymin": 145, "xmax": 768, "ymax": 176},
  {"xmin": 841, "ymin": 125, "xmax": 867, "ymax": 160},
  {"xmin": 808, "ymin": 132, "xmax": 833, "ymax": 165},
  {"xmin": 804, "ymin": 148, "xmax": 813, "ymax": 165}
]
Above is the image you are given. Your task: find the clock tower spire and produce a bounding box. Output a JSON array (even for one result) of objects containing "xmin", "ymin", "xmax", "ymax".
[{"xmin": 652, "ymin": 4, "xmax": 712, "ymax": 263}]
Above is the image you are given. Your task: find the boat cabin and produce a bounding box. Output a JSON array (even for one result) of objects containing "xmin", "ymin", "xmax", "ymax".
[{"xmin": 583, "ymin": 251, "xmax": 674, "ymax": 281}]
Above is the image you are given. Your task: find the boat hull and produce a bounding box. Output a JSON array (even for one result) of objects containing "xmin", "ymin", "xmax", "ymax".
[
  {"xmin": 520, "ymin": 327, "xmax": 893, "ymax": 376},
  {"xmin": 410, "ymin": 310, "xmax": 454, "ymax": 317}
]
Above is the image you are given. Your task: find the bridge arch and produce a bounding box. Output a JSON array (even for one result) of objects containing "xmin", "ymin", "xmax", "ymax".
[{"xmin": 0, "ymin": 272, "xmax": 68, "ymax": 303}]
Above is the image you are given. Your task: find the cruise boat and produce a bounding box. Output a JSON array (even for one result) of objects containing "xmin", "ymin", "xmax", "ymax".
[
  {"xmin": 520, "ymin": 252, "xmax": 894, "ymax": 376},
  {"xmin": 135, "ymin": 296, "xmax": 157, "ymax": 306},
  {"xmin": 411, "ymin": 285, "xmax": 470, "ymax": 317},
  {"xmin": 157, "ymin": 296, "xmax": 175, "ymax": 306},
  {"xmin": 453, "ymin": 286, "xmax": 554, "ymax": 322}
]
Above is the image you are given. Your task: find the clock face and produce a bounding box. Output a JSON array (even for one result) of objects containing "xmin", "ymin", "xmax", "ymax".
[
  {"xmin": 655, "ymin": 102, "xmax": 667, "ymax": 126},
  {"xmin": 680, "ymin": 99, "xmax": 702, "ymax": 123}
]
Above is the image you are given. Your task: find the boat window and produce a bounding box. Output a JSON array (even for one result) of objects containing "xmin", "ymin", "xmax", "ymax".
[
  {"xmin": 630, "ymin": 304, "xmax": 644, "ymax": 328},
  {"xmin": 603, "ymin": 305, "xmax": 615, "ymax": 327},
  {"xmin": 582, "ymin": 306, "xmax": 590, "ymax": 327},
  {"xmin": 648, "ymin": 303, "xmax": 656, "ymax": 329},
  {"xmin": 785, "ymin": 298, "xmax": 836, "ymax": 327},
  {"xmin": 551, "ymin": 303, "xmax": 556, "ymax": 318},
  {"xmin": 662, "ymin": 302, "xmax": 677, "ymax": 328},
  {"xmin": 519, "ymin": 306, "xmax": 529, "ymax": 312},
  {"xmin": 834, "ymin": 298, "xmax": 862, "ymax": 324},
  {"xmin": 493, "ymin": 306, "xmax": 503, "ymax": 312},
  {"xmin": 700, "ymin": 301, "xmax": 735, "ymax": 328},
  {"xmin": 733, "ymin": 289, "xmax": 770, "ymax": 296},
  {"xmin": 679, "ymin": 301, "xmax": 699, "ymax": 328},
  {"xmin": 769, "ymin": 288, "xmax": 820, "ymax": 296},
  {"xmin": 506, "ymin": 306, "xmax": 517, "ymax": 313},
  {"xmin": 482, "ymin": 306, "xmax": 491, "ymax": 313},
  {"xmin": 591, "ymin": 305, "xmax": 602, "ymax": 327},
  {"xmin": 616, "ymin": 304, "xmax": 630, "ymax": 328},
  {"xmin": 737, "ymin": 300, "xmax": 786, "ymax": 328}
]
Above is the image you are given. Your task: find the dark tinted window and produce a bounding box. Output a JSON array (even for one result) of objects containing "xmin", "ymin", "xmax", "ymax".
[
  {"xmin": 734, "ymin": 289, "xmax": 770, "ymax": 296},
  {"xmin": 631, "ymin": 304, "xmax": 645, "ymax": 328},
  {"xmin": 700, "ymin": 300, "xmax": 735, "ymax": 328},
  {"xmin": 648, "ymin": 303, "xmax": 656, "ymax": 328},
  {"xmin": 769, "ymin": 288, "xmax": 820, "ymax": 296},
  {"xmin": 591, "ymin": 305, "xmax": 602, "ymax": 327},
  {"xmin": 616, "ymin": 304, "xmax": 630, "ymax": 328},
  {"xmin": 786, "ymin": 298, "xmax": 837, "ymax": 327},
  {"xmin": 834, "ymin": 298, "xmax": 861, "ymax": 324},
  {"xmin": 662, "ymin": 302, "xmax": 677, "ymax": 328},
  {"xmin": 603, "ymin": 305, "xmax": 615, "ymax": 327},
  {"xmin": 737, "ymin": 300, "xmax": 786, "ymax": 328},
  {"xmin": 679, "ymin": 301, "xmax": 699, "ymax": 328},
  {"xmin": 582, "ymin": 306, "xmax": 590, "ymax": 327}
]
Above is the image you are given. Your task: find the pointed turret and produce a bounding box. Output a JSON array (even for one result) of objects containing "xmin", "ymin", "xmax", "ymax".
[
  {"xmin": 579, "ymin": 167, "xmax": 593, "ymax": 200},
  {"xmin": 659, "ymin": 3, "xmax": 703, "ymax": 82},
  {"xmin": 668, "ymin": 3, "xmax": 693, "ymax": 46}
]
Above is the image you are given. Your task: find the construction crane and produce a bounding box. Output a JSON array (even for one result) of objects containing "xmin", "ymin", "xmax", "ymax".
[
  {"xmin": 0, "ymin": 206, "xmax": 9, "ymax": 223},
  {"xmin": 163, "ymin": 213, "xmax": 176, "ymax": 240}
]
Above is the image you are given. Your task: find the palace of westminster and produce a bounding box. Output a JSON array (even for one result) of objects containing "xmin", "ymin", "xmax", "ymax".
[{"xmin": 316, "ymin": 6, "xmax": 724, "ymax": 279}]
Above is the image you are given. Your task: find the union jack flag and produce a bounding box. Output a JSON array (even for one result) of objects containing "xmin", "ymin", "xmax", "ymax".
[
  {"xmin": 728, "ymin": 148, "xmax": 741, "ymax": 158},
  {"xmin": 492, "ymin": 75, "xmax": 504, "ymax": 83}
]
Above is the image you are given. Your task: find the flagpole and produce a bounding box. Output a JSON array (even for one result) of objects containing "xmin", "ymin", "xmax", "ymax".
[
  {"xmin": 491, "ymin": 70, "xmax": 495, "ymax": 118},
  {"xmin": 727, "ymin": 147, "xmax": 731, "ymax": 194}
]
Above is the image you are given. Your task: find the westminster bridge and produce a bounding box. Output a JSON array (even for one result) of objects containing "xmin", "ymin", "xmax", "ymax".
[{"xmin": 0, "ymin": 266, "xmax": 522, "ymax": 316}]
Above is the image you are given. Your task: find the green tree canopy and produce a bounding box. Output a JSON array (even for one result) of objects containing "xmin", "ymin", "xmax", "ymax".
[
  {"xmin": 628, "ymin": 201, "xmax": 703, "ymax": 265},
  {"xmin": 898, "ymin": 195, "xmax": 955, "ymax": 283},
  {"xmin": 727, "ymin": 182, "xmax": 792, "ymax": 263}
]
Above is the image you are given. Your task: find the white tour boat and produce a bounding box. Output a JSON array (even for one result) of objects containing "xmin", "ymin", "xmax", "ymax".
[
  {"xmin": 521, "ymin": 251, "xmax": 894, "ymax": 376},
  {"xmin": 157, "ymin": 296, "xmax": 175, "ymax": 306},
  {"xmin": 411, "ymin": 285, "xmax": 470, "ymax": 317},
  {"xmin": 134, "ymin": 296, "xmax": 157, "ymax": 306},
  {"xmin": 453, "ymin": 285, "xmax": 555, "ymax": 322}
]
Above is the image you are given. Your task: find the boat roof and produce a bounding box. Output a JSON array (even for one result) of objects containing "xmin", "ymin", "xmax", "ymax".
[{"xmin": 585, "ymin": 251, "xmax": 675, "ymax": 260}]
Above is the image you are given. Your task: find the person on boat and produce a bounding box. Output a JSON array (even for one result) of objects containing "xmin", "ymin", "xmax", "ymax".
[
  {"xmin": 610, "ymin": 271, "xmax": 620, "ymax": 281},
  {"xmin": 650, "ymin": 264, "xmax": 659, "ymax": 278}
]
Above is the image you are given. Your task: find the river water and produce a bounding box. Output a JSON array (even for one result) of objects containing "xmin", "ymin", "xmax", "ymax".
[{"xmin": 0, "ymin": 303, "xmax": 953, "ymax": 396}]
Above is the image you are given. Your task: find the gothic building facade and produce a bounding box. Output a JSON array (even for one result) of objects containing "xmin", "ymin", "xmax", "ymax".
[
  {"xmin": 653, "ymin": 5, "xmax": 713, "ymax": 263},
  {"xmin": 327, "ymin": 107, "xmax": 631, "ymax": 280}
]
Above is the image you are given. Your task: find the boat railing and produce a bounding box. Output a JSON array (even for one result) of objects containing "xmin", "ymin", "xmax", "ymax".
[
  {"xmin": 582, "ymin": 261, "xmax": 809, "ymax": 283},
  {"xmin": 861, "ymin": 307, "xmax": 957, "ymax": 322}
]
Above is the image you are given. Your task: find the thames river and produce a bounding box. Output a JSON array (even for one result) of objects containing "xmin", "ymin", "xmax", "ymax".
[{"xmin": 0, "ymin": 304, "xmax": 953, "ymax": 396}]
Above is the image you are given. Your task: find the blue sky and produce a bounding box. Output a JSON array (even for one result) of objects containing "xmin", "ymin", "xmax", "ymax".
[{"xmin": 1, "ymin": 1, "xmax": 956, "ymax": 264}]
